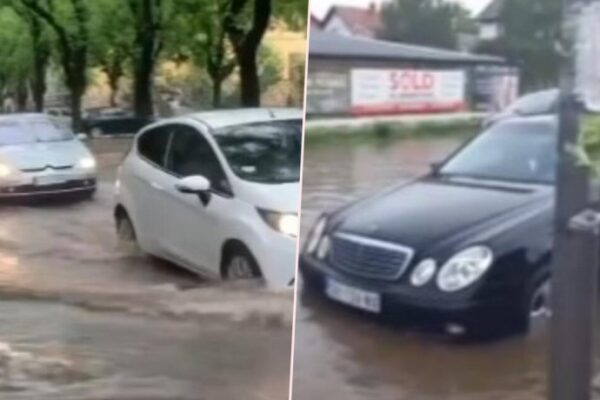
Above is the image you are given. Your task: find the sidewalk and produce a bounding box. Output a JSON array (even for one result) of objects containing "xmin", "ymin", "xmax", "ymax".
[{"xmin": 305, "ymin": 112, "xmax": 487, "ymax": 130}]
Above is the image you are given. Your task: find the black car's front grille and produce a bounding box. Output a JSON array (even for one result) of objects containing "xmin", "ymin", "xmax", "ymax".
[{"xmin": 330, "ymin": 233, "xmax": 414, "ymax": 281}]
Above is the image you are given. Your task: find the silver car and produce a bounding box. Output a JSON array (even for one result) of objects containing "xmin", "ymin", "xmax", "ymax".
[{"xmin": 0, "ymin": 114, "xmax": 97, "ymax": 199}]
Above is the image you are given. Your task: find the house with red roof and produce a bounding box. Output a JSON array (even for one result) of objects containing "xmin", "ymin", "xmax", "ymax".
[{"xmin": 321, "ymin": 3, "xmax": 382, "ymax": 38}]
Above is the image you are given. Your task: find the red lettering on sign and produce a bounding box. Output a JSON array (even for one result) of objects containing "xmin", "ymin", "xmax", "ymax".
[{"xmin": 390, "ymin": 70, "xmax": 436, "ymax": 92}]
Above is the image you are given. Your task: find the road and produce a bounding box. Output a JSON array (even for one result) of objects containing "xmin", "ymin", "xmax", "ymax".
[
  {"xmin": 291, "ymin": 134, "xmax": 600, "ymax": 400},
  {"xmin": 0, "ymin": 137, "xmax": 293, "ymax": 400}
]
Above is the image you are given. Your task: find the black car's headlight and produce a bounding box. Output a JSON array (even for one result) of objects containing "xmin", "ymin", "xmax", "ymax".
[
  {"xmin": 410, "ymin": 259, "xmax": 437, "ymax": 287},
  {"xmin": 257, "ymin": 209, "xmax": 298, "ymax": 237},
  {"xmin": 436, "ymin": 246, "xmax": 494, "ymax": 292},
  {"xmin": 305, "ymin": 217, "xmax": 327, "ymax": 254}
]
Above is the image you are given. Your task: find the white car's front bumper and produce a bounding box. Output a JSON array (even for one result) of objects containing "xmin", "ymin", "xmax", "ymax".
[{"xmin": 252, "ymin": 227, "xmax": 298, "ymax": 289}]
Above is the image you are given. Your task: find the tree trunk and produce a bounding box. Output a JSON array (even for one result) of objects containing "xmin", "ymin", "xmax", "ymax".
[
  {"xmin": 108, "ymin": 73, "xmax": 119, "ymax": 107},
  {"xmin": 225, "ymin": 0, "xmax": 271, "ymax": 108},
  {"xmin": 133, "ymin": 43, "xmax": 155, "ymax": 117},
  {"xmin": 237, "ymin": 49, "xmax": 260, "ymax": 107},
  {"xmin": 31, "ymin": 59, "xmax": 47, "ymax": 112},
  {"xmin": 70, "ymin": 85, "xmax": 84, "ymax": 133},
  {"xmin": 30, "ymin": 16, "xmax": 48, "ymax": 112},
  {"xmin": 16, "ymin": 81, "xmax": 28, "ymax": 111}
]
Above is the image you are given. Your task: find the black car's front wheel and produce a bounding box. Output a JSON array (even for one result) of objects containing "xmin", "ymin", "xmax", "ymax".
[{"xmin": 90, "ymin": 127, "xmax": 104, "ymax": 138}]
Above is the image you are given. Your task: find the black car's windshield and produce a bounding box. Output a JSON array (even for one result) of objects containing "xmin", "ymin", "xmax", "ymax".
[
  {"xmin": 505, "ymin": 89, "xmax": 558, "ymax": 115},
  {"xmin": 213, "ymin": 119, "xmax": 301, "ymax": 184},
  {"xmin": 0, "ymin": 119, "xmax": 74, "ymax": 146},
  {"xmin": 440, "ymin": 120, "xmax": 557, "ymax": 184}
]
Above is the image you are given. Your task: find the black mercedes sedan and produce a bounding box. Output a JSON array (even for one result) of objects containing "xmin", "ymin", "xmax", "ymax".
[{"xmin": 300, "ymin": 115, "xmax": 557, "ymax": 336}]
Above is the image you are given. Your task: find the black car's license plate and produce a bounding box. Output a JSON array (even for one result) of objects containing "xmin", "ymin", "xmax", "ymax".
[{"xmin": 325, "ymin": 278, "xmax": 381, "ymax": 313}]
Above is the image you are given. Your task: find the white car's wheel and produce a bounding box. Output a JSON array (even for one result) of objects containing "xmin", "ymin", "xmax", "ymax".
[
  {"xmin": 223, "ymin": 248, "xmax": 260, "ymax": 280},
  {"xmin": 116, "ymin": 213, "xmax": 138, "ymax": 253}
]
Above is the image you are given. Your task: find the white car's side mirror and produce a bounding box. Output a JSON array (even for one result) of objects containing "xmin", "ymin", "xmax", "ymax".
[
  {"xmin": 76, "ymin": 133, "xmax": 88, "ymax": 141},
  {"xmin": 175, "ymin": 175, "xmax": 211, "ymax": 194}
]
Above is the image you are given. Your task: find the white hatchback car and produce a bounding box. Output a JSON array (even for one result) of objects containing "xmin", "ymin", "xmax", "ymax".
[
  {"xmin": 114, "ymin": 108, "xmax": 302, "ymax": 288},
  {"xmin": 0, "ymin": 114, "xmax": 97, "ymax": 199}
]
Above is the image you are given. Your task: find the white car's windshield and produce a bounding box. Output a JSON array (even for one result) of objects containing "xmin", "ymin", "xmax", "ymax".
[
  {"xmin": 440, "ymin": 120, "xmax": 557, "ymax": 184},
  {"xmin": 0, "ymin": 119, "xmax": 74, "ymax": 146},
  {"xmin": 213, "ymin": 119, "xmax": 302, "ymax": 184}
]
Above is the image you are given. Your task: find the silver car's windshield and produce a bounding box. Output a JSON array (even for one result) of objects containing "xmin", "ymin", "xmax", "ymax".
[{"xmin": 0, "ymin": 119, "xmax": 73, "ymax": 146}]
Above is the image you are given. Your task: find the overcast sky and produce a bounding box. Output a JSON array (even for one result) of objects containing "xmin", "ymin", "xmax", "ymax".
[{"xmin": 311, "ymin": 0, "xmax": 490, "ymax": 19}]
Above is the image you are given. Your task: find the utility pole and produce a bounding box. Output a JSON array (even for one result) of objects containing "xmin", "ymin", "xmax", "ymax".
[{"xmin": 549, "ymin": 0, "xmax": 600, "ymax": 399}]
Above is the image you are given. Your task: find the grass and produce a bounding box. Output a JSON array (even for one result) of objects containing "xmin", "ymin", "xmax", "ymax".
[{"xmin": 305, "ymin": 118, "xmax": 481, "ymax": 147}]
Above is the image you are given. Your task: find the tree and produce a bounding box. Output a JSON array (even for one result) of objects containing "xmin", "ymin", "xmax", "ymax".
[
  {"xmin": 223, "ymin": 0, "xmax": 272, "ymax": 107},
  {"xmin": 170, "ymin": 0, "xmax": 235, "ymax": 108},
  {"xmin": 90, "ymin": 0, "xmax": 133, "ymax": 107},
  {"xmin": 378, "ymin": 0, "xmax": 464, "ymax": 49},
  {"xmin": 127, "ymin": 0, "xmax": 165, "ymax": 118},
  {"xmin": 19, "ymin": 0, "xmax": 90, "ymax": 131},
  {"xmin": 476, "ymin": 0, "xmax": 562, "ymax": 90},
  {"xmin": 0, "ymin": 7, "xmax": 33, "ymax": 112}
]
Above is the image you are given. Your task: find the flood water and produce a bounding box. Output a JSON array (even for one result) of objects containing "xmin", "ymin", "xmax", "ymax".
[
  {"xmin": 292, "ymin": 135, "xmax": 600, "ymax": 400},
  {"xmin": 0, "ymin": 138, "xmax": 293, "ymax": 400}
]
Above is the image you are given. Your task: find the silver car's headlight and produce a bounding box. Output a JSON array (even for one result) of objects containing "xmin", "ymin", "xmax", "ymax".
[
  {"xmin": 0, "ymin": 163, "xmax": 14, "ymax": 179},
  {"xmin": 306, "ymin": 217, "xmax": 327, "ymax": 254},
  {"xmin": 436, "ymin": 246, "xmax": 493, "ymax": 292},
  {"xmin": 77, "ymin": 156, "xmax": 97, "ymax": 170}
]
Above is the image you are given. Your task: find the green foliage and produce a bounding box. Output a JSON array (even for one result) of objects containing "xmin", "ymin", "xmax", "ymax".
[
  {"xmin": 0, "ymin": 7, "xmax": 31, "ymax": 94},
  {"xmin": 258, "ymin": 45, "xmax": 282, "ymax": 92},
  {"xmin": 476, "ymin": 0, "xmax": 562, "ymax": 90},
  {"xmin": 378, "ymin": 0, "xmax": 470, "ymax": 49},
  {"xmin": 576, "ymin": 115, "xmax": 600, "ymax": 176}
]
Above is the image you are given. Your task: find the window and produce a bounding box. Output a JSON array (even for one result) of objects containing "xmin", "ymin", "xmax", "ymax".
[
  {"xmin": 166, "ymin": 126, "xmax": 231, "ymax": 195},
  {"xmin": 138, "ymin": 127, "xmax": 171, "ymax": 167},
  {"xmin": 506, "ymin": 89, "xmax": 558, "ymax": 116},
  {"xmin": 0, "ymin": 118, "xmax": 73, "ymax": 146},
  {"xmin": 440, "ymin": 119, "xmax": 557, "ymax": 184},
  {"xmin": 213, "ymin": 120, "xmax": 302, "ymax": 184}
]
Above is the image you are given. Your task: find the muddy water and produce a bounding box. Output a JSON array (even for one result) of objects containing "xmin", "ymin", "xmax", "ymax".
[
  {"xmin": 293, "ymin": 136, "xmax": 600, "ymax": 400},
  {"xmin": 0, "ymin": 138, "xmax": 292, "ymax": 400}
]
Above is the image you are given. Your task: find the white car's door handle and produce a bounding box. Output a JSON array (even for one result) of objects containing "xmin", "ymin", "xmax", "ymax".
[{"xmin": 151, "ymin": 182, "xmax": 164, "ymax": 191}]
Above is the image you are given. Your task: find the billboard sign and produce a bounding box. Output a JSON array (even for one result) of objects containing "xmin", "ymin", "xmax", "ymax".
[{"xmin": 351, "ymin": 69, "xmax": 466, "ymax": 115}]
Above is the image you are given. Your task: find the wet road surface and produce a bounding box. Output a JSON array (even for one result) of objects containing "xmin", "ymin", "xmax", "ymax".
[
  {"xmin": 292, "ymin": 135, "xmax": 600, "ymax": 400},
  {"xmin": 0, "ymin": 138, "xmax": 293, "ymax": 400}
]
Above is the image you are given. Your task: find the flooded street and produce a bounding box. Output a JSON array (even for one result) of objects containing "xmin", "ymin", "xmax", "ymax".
[
  {"xmin": 292, "ymin": 135, "xmax": 599, "ymax": 400},
  {"xmin": 0, "ymin": 138, "xmax": 293, "ymax": 400}
]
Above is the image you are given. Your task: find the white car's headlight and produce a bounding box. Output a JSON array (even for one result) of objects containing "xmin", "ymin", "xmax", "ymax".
[
  {"xmin": 410, "ymin": 259, "xmax": 437, "ymax": 287},
  {"xmin": 257, "ymin": 209, "xmax": 299, "ymax": 237},
  {"xmin": 306, "ymin": 217, "xmax": 327, "ymax": 254},
  {"xmin": 436, "ymin": 246, "xmax": 493, "ymax": 292},
  {"xmin": 78, "ymin": 156, "xmax": 96, "ymax": 170}
]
